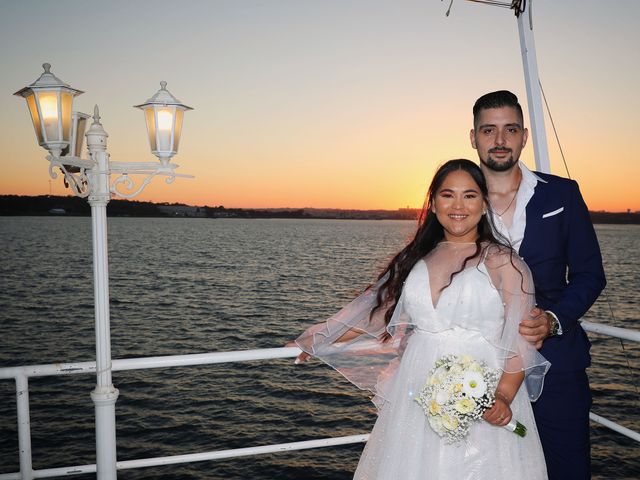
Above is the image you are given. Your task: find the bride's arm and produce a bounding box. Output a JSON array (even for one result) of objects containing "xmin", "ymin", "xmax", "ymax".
[
  {"xmin": 484, "ymin": 247, "xmax": 550, "ymax": 416},
  {"xmin": 286, "ymin": 283, "xmax": 393, "ymax": 363},
  {"xmin": 482, "ymin": 371, "xmax": 524, "ymax": 426},
  {"xmin": 286, "ymin": 326, "xmax": 366, "ymax": 363}
]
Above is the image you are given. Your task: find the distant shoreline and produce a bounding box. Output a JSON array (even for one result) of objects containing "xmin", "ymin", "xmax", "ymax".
[{"xmin": 1, "ymin": 195, "xmax": 639, "ymax": 224}]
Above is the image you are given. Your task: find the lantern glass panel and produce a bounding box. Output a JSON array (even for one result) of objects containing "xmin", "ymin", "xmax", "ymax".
[
  {"xmin": 156, "ymin": 106, "xmax": 175, "ymax": 153},
  {"xmin": 173, "ymin": 109, "xmax": 184, "ymax": 152},
  {"xmin": 74, "ymin": 115, "xmax": 88, "ymax": 156},
  {"xmin": 37, "ymin": 91, "xmax": 60, "ymax": 143},
  {"xmin": 63, "ymin": 113, "xmax": 89, "ymax": 157},
  {"xmin": 60, "ymin": 92, "xmax": 73, "ymax": 142},
  {"xmin": 144, "ymin": 107, "xmax": 157, "ymax": 151},
  {"xmin": 26, "ymin": 93, "xmax": 44, "ymax": 144}
]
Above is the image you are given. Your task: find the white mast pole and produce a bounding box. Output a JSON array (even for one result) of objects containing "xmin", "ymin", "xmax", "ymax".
[{"xmin": 516, "ymin": 0, "xmax": 551, "ymax": 174}]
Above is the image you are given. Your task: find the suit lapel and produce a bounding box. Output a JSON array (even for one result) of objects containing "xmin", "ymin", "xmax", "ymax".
[{"xmin": 519, "ymin": 179, "xmax": 546, "ymax": 257}]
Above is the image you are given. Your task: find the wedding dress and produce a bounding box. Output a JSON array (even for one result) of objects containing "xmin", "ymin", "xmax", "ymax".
[{"xmin": 296, "ymin": 242, "xmax": 550, "ymax": 480}]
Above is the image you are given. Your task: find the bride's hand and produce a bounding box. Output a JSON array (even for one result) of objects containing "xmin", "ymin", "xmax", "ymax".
[
  {"xmin": 482, "ymin": 397, "xmax": 512, "ymax": 426},
  {"xmin": 285, "ymin": 341, "xmax": 310, "ymax": 364}
]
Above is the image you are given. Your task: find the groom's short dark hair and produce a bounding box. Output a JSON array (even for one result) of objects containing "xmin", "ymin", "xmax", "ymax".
[{"xmin": 473, "ymin": 90, "xmax": 524, "ymax": 128}]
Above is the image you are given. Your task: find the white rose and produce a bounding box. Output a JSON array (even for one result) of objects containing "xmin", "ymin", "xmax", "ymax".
[
  {"xmin": 469, "ymin": 362, "xmax": 483, "ymax": 373},
  {"xmin": 435, "ymin": 389, "xmax": 450, "ymax": 405},
  {"xmin": 454, "ymin": 398, "xmax": 476, "ymax": 414},
  {"xmin": 459, "ymin": 355, "xmax": 474, "ymax": 365},
  {"xmin": 441, "ymin": 414, "xmax": 460, "ymax": 431},
  {"xmin": 429, "ymin": 415, "xmax": 445, "ymax": 435}
]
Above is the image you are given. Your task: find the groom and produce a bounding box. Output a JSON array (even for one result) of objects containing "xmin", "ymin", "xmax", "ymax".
[{"xmin": 470, "ymin": 90, "xmax": 606, "ymax": 479}]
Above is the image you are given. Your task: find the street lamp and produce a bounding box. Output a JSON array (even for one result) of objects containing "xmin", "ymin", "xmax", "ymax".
[
  {"xmin": 14, "ymin": 63, "xmax": 83, "ymax": 158},
  {"xmin": 135, "ymin": 80, "xmax": 193, "ymax": 166},
  {"xmin": 14, "ymin": 63, "xmax": 193, "ymax": 480}
]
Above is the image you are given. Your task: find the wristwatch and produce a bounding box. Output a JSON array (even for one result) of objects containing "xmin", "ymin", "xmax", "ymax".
[{"xmin": 546, "ymin": 311, "xmax": 561, "ymax": 336}]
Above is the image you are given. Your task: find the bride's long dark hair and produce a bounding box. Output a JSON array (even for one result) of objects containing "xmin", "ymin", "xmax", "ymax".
[{"xmin": 372, "ymin": 159, "xmax": 512, "ymax": 326}]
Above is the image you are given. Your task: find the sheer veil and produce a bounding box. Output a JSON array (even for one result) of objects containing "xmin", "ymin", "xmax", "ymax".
[{"xmin": 295, "ymin": 242, "xmax": 550, "ymax": 409}]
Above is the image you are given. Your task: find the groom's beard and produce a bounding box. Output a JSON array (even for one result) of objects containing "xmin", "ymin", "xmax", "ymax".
[{"xmin": 481, "ymin": 148, "xmax": 518, "ymax": 172}]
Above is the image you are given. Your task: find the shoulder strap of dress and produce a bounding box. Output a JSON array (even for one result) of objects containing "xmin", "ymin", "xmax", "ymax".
[{"xmin": 480, "ymin": 243, "xmax": 493, "ymax": 264}]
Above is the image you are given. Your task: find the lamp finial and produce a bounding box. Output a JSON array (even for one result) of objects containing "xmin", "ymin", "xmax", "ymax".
[
  {"xmin": 42, "ymin": 63, "xmax": 51, "ymax": 74},
  {"xmin": 93, "ymin": 105, "xmax": 101, "ymax": 124}
]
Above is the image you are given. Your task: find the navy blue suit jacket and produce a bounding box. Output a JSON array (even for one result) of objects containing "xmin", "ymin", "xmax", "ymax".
[{"xmin": 519, "ymin": 172, "xmax": 606, "ymax": 373}]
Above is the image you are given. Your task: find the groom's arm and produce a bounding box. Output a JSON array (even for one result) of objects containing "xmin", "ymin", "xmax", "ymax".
[
  {"xmin": 546, "ymin": 180, "xmax": 606, "ymax": 330},
  {"xmin": 519, "ymin": 180, "xmax": 606, "ymax": 346}
]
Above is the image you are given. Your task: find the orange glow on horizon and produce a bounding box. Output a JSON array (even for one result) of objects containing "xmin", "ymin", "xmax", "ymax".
[{"xmin": 3, "ymin": 154, "xmax": 637, "ymax": 213}]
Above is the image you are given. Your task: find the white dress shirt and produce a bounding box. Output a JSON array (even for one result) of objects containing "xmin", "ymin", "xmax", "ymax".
[
  {"xmin": 489, "ymin": 161, "xmax": 546, "ymax": 253},
  {"xmin": 489, "ymin": 162, "xmax": 562, "ymax": 334}
]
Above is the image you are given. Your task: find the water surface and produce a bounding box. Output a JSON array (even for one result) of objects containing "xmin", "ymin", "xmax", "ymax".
[{"xmin": 0, "ymin": 218, "xmax": 638, "ymax": 478}]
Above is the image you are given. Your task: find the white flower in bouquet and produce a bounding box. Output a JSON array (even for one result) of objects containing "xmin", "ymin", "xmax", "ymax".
[
  {"xmin": 462, "ymin": 371, "xmax": 487, "ymax": 398},
  {"xmin": 454, "ymin": 398, "xmax": 476, "ymax": 414},
  {"xmin": 435, "ymin": 389, "xmax": 450, "ymax": 405},
  {"xmin": 428, "ymin": 415, "xmax": 445, "ymax": 435},
  {"xmin": 441, "ymin": 414, "xmax": 460, "ymax": 431},
  {"xmin": 469, "ymin": 361, "xmax": 484, "ymax": 373},
  {"xmin": 459, "ymin": 354, "xmax": 475, "ymax": 365}
]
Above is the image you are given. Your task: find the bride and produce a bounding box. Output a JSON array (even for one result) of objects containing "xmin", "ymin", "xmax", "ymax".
[{"xmin": 289, "ymin": 159, "xmax": 550, "ymax": 479}]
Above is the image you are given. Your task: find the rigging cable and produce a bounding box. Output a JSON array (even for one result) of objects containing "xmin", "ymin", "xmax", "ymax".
[
  {"xmin": 604, "ymin": 291, "xmax": 640, "ymax": 394},
  {"xmin": 538, "ymin": 80, "xmax": 571, "ymax": 179}
]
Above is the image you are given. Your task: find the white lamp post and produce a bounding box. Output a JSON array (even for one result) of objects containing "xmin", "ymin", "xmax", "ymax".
[{"xmin": 14, "ymin": 64, "xmax": 192, "ymax": 480}]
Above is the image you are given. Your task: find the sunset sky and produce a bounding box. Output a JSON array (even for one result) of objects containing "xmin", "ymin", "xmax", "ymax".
[{"xmin": 1, "ymin": 0, "xmax": 638, "ymax": 212}]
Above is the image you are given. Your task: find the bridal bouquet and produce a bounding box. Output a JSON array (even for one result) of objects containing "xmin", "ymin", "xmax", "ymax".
[{"xmin": 415, "ymin": 354, "xmax": 526, "ymax": 444}]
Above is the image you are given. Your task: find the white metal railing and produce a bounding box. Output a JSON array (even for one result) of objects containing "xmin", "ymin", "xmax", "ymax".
[
  {"xmin": 581, "ymin": 321, "xmax": 640, "ymax": 442},
  {"xmin": 0, "ymin": 322, "xmax": 638, "ymax": 479},
  {"xmin": 582, "ymin": 321, "xmax": 640, "ymax": 342}
]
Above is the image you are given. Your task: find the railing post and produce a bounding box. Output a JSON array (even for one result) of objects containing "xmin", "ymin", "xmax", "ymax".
[{"xmin": 16, "ymin": 373, "xmax": 33, "ymax": 480}]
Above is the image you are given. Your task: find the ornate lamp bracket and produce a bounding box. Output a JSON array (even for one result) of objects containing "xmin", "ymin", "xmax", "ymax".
[
  {"xmin": 107, "ymin": 161, "xmax": 191, "ymax": 199},
  {"xmin": 47, "ymin": 154, "xmax": 92, "ymax": 197}
]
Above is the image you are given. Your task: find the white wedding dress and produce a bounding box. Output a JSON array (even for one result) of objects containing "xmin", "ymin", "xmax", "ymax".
[{"xmin": 296, "ymin": 243, "xmax": 550, "ymax": 480}]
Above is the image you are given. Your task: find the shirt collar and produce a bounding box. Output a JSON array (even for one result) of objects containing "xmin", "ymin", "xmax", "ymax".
[
  {"xmin": 510, "ymin": 161, "xmax": 543, "ymax": 225},
  {"xmin": 518, "ymin": 161, "xmax": 547, "ymax": 185}
]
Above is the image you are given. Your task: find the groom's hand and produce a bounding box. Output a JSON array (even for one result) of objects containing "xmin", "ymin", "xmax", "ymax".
[{"xmin": 519, "ymin": 307, "xmax": 552, "ymax": 349}]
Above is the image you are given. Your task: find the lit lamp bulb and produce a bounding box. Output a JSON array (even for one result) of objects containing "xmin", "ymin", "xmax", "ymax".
[
  {"xmin": 39, "ymin": 93, "xmax": 59, "ymax": 125},
  {"xmin": 135, "ymin": 81, "xmax": 192, "ymax": 164},
  {"xmin": 156, "ymin": 108, "xmax": 174, "ymax": 155},
  {"xmin": 156, "ymin": 109, "xmax": 174, "ymax": 132}
]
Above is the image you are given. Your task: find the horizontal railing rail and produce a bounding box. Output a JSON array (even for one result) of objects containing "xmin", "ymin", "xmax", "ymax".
[
  {"xmin": 0, "ymin": 320, "xmax": 638, "ymax": 479},
  {"xmin": 0, "ymin": 435, "xmax": 371, "ymax": 480},
  {"xmin": 582, "ymin": 321, "xmax": 640, "ymax": 342}
]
